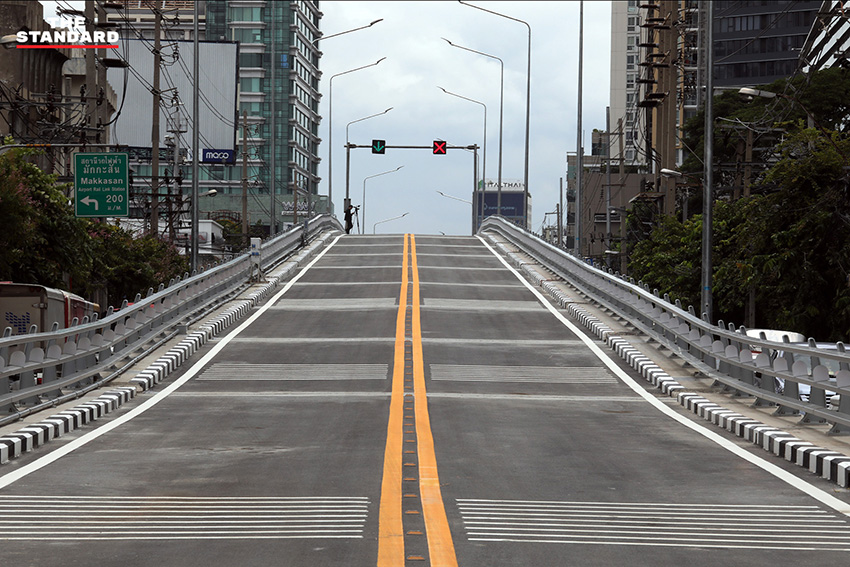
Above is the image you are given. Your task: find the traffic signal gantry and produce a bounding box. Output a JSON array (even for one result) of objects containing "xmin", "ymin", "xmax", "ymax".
[
  {"xmin": 368, "ymin": 139, "xmax": 453, "ymax": 154},
  {"xmin": 347, "ymin": 140, "xmax": 480, "ymax": 234}
]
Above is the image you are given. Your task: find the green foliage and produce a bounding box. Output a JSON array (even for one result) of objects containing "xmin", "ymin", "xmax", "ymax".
[
  {"xmin": 84, "ymin": 223, "xmax": 188, "ymax": 304},
  {"xmin": 629, "ymin": 213, "xmax": 702, "ymax": 308},
  {"xmin": 0, "ymin": 146, "xmax": 189, "ymax": 308},
  {"xmin": 630, "ymin": 121, "xmax": 850, "ymax": 341},
  {"xmin": 0, "ymin": 148, "xmax": 91, "ymax": 289}
]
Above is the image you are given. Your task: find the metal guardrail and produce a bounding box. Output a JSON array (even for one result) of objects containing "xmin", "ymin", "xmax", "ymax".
[
  {"xmin": 0, "ymin": 214, "xmax": 342, "ymax": 416},
  {"xmin": 480, "ymin": 216, "xmax": 850, "ymax": 435}
]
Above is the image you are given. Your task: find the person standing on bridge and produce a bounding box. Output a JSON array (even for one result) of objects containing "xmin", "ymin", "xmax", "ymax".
[{"xmin": 344, "ymin": 204, "xmax": 355, "ymax": 234}]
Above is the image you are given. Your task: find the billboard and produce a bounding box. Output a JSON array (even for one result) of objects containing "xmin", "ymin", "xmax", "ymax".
[
  {"xmin": 107, "ymin": 40, "xmax": 238, "ymax": 152},
  {"xmin": 475, "ymin": 190, "xmax": 531, "ymax": 231}
]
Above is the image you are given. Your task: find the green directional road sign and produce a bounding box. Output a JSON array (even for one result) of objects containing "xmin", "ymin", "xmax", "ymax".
[
  {"xmin": 74, "ymin": 152, "xmax": 129, "ymax": 217},
  {"xmin": 372, "ymin": 139, "xmax": 386, "ymax": 154}
]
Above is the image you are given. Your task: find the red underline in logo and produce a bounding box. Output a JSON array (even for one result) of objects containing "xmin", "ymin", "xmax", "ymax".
[{"xmin": 16, "ymin": 44, "xmax": 119, "ymax": 49}]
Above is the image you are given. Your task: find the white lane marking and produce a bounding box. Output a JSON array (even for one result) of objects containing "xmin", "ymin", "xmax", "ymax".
[
  {"xmin": 228, "ymin": 337, "xmax": 395, "ymax": 343},
  {"xmin": 457, "ymin": 498, "xmax": 850, "ymax": 550},
  {"xmin": 196, "ymin": 363, "xmax": 388, "ymax": 381},
  {"xmin": 0, "ymin": 495, "xmax": 370, "ymax": 540},
  {"xmin": 308, "ymin": 265, "xmax": 402, "ymax": 270},
  {"xmin": 421, "ymin": 298, "xmax": 544, "ymax": 311},
  {"xmin": 429, "ymin": 364, "xmax": 616, "ymax": 384},
  {"xmin": 268, "ymin": 298, "xmax": 397, "ymax": 310},
  {"xmin": 0, "ymin": 235, "xmax": 344, "ymax": 490},
  {"xmin": 477, "ymin": 235, "xmax": 850, "ymax": 517}
]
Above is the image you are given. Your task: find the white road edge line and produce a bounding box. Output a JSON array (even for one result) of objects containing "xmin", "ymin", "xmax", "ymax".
[
  {"xmin": 477, "ymin": 235, "xmax": 850, "ymax": 517},
  {"xmin": 0, "ymin": 235, "xmax": 344, "ymax": 490}
]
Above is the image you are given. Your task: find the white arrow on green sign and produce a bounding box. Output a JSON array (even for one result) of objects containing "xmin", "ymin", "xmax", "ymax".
[{"xmin": 74, "ymin": 152, "xmax": 129, "ymax": 218}]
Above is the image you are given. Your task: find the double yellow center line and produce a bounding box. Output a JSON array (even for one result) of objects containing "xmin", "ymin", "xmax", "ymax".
[{"xmin": 378, "ymin": 234, "xmax": 458, "ymax": 566}]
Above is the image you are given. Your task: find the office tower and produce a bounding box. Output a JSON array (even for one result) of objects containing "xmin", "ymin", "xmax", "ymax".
[{"xmin": 206, "ymin": 0, "xmax": 324, "ymax": 232}]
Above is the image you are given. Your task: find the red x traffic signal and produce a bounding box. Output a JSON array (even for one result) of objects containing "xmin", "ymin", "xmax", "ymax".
[{"xmin": 432, "ymin": 140, "xmax": 447, "ymax": 155}]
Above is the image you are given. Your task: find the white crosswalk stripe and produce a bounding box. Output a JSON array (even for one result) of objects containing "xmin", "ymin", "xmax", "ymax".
[
  {"xmin": 197, "ymin": 363, "xmax": 388, "ymax": 381},
  {"xmin": 0, "ymin": 496, "xmax": 369, "ymax": 540},
  {"xmin": 457, "ymin": 499, "xmax": 850, "ymax": 550},
  {"xmin": 430, "ymin": 365, "xmax": 617, "ymax": 384}
]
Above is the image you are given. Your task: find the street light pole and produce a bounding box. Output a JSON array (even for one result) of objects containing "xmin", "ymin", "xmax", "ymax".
[
  {"xmin": 345, "ymin": 107, "xmax": 393, "ymax": 208},
  {"xmin": 576, "ymin": 1, "xmax": 584, "ymax": 256},
  {"xmin": 362, "ymin": 166, "xmax": 403, "ymax": 232},
  {"xmin": 191, "ymin": 0, "xmax": 200, "ymax": 272},
  {"xmin": 459, "ymin": 1, "xmax": 531, "ymax": 229},
  {"xmin": 438, "ymin": 86, "xmax": 486, "ymax": 229},
  {"xmin": 442, "ymin": 38, "xmax": 503, "ymax": 216},
  {"xmin": 314, "ymin": 18, "xmax": 383, "ymax": 216},
  {"xmin": 328, "ymin": 58, "xmax": 386, "ymax": 217},
  {"xmin": 702, "ymin": 0, "xmax": 715, "ymax": 322}
]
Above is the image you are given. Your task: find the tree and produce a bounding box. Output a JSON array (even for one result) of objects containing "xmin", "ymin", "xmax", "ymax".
[
  {"xmin": 718, "ymin": 130, "xmax": 850, "ymax": 340},
  {"xmin": 630, "ymin": 127, "xmax": 850, "ymax": 340},
  {"xmin": 1, "ymin": 145, "xmax": 189, "ymax": 309},
  {"xmin": 85, "ymin": 223, "xmax": 188, "ymax": 306},
  {"xmin": 0, "ymin": 147, "xmax": 92, "ymax": 291}
]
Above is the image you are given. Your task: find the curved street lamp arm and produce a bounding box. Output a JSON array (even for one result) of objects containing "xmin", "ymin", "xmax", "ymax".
[
  {"xmin": 373, "ymin": 212, "xmax": 409, "ymax": 234},
  {"xmin": 317, "ymin": 19, "xmax": 383, "ymax": 43},
  {"xmin": 346, "ymin": 107, "xmax": 393, "ymax": 142}
]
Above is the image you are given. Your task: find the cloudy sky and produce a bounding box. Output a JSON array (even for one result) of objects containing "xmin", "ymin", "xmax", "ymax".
[
  {"xmin": 319, "ymin": 1, "xmax": 612, "ymax": 235},
  {"xmin": 39, "ymin": 0, "xmax": 613, "ymax": 236}
]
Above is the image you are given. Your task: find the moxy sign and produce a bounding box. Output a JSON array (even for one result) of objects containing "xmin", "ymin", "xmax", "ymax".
[
  {"xmin": 201, "ymin": 149, "xmax": 236, "ymax": 164},
  {"xmin": 14, "ymin": 16, "xmax": 119, "ymax": 49}
]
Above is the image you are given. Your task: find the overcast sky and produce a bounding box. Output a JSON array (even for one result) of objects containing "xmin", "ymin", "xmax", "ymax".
[
  {"xmin": 319, "ymin": 1, "xmax": 612, "ymax": 235},
  {"xmin": 39, "ymin": 0, "xmax": 613, "ymax": 236}
]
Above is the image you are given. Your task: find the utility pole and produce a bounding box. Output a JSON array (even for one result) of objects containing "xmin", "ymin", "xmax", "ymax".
[
  {"xmin": 575, "ymin": 0, "xmax": 584, "ymax": 256},
  {"xmin": 149, "ymin": 8, "xmax": 162, "ymax": 236},
  {"xmin": 167, "ymin": 95, "xmax": 185, "ymax": 242},
  {"xmin": 95, "ymin": 1, "xmax": 107, "ymax": 144},
  {"xmin": 558, "ymin": 177, "xmax": 563, "ymax": 248},
  {"xmin": 618, "ymin": 118, "xmax": 625, "ymax": 275},
  {"xmin": 84, "ymin": 0, "xmax": 95, "ymax": 139},
  {"xmin": 269, "ymin": 5, "xmax": 277, "ymax": 236},
  {"xmin": 606, "ymin": 106, "xmax": 612, "ymax": 268},
  {"xmin": 242, "ymin": 110, "xmax": 249, "ymax": 248}
]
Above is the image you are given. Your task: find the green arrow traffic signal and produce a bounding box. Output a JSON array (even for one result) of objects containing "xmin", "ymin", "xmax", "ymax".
[{"xmin": 372, "ymin": 139, "xmax": 386, "ymax": 154}]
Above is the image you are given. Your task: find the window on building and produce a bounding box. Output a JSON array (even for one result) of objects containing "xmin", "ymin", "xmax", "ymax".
[
  {"xmin": 232, "ymin": 28, "xmax": 263, "ymax": 44},
  {"xmin": 240, "ymin": 77, "xmax": 263, "ymax": 93}
]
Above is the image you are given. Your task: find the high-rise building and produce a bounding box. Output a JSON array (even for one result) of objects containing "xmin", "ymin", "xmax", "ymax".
[
  {"xmin": 608, "ymin": 0, "xmax": 819, "ymax": 208},
  {"xmin": 609, "ymin": 0, "xmax": 645, "ymax": 167},
  {"xmin": 798, "ymin": 0, "xmax": 850, "ymax": 72},
  {"xmin": 713, "ymin": 0, "xmax": 821, "ymax": 88},
  {"xmin": 109, "ymin": 0, "xmax": 323, "ymax": 236},
  {"xmin": 206, "ymin": 0, "xmax": 324, "ymax": 232}
]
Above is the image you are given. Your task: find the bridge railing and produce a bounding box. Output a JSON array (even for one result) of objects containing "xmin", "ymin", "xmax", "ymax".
[
  {"xmin": 0, "ymin": 215, "xmax": 342, "ymax": 418},
  {"xmin": 480, "ymin": 216, "xmax": 850, "ymax": 435}
]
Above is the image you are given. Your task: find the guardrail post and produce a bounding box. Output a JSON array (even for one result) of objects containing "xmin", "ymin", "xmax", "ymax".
[
  {"xmin": 0, "ymin": 355, "xmax": 11, "ymax": 414},
  {"xmin": 751, "ymin": 352, "xmax": 776, "ymax": 406},
  {"xmin": 12, "ymin": 349, "xmax": 40, "ymax": 406},
  {"xmin": 41, "ymin": 344, "xmax": 63, "ymax": 399},
  {"xmin": 60, "ymin": 341, "xmax": 79, "ymax": 389},
  {"xmin": 829, "ymin": 370, "xmax": 850, "ymax": 434},
  {"xmin": 76, "ymin": 336, "xmax": 95, "ymax": 387},
  {"xmin": 801, "ymin": 363, "xmax": 831, "ymax": 425}
]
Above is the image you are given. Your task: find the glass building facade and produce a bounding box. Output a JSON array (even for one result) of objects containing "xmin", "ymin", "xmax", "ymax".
[
  {"xmin": 712, "ymin": 0, "xmax": 820, "ymax": 87},
  {"xmin": 206, "ymin": 0, "xmax": 323, "ymax": 232}
]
